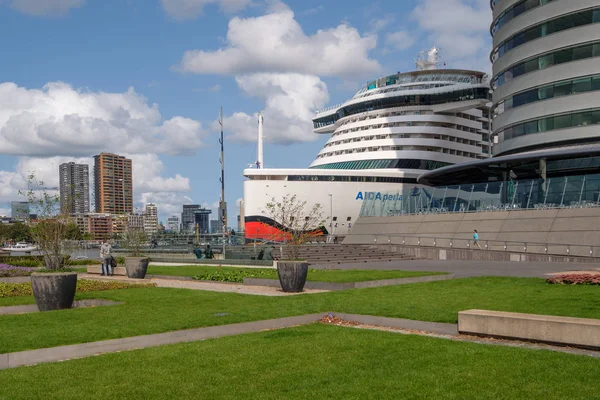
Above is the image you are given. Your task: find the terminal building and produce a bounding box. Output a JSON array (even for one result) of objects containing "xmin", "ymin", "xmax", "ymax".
[{"xmin": 351, "ymin": 1, "xmax": 600, "ymax": 255}]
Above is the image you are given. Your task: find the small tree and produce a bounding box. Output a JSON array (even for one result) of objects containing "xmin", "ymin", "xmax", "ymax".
[
  {"xmin": 20, "ymin": 174, "xmax": 72, "ymax": 271},
  {"xmin": 263, "ymin": 195, "xmax": 325, "ymax": 260},
  {"xmin": 123, "ymin": 228, "xmax": 147, "ymax": 257}
]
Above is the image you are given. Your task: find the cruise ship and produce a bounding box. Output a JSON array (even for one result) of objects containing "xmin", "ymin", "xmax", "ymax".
[{"xmin": 243, "ymin": 49, "xmax": 492, "ymax": 239}]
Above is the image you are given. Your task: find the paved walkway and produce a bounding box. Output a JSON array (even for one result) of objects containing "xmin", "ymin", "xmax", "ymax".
[
  {"xmin": 313, "ymin": 259, "xmax": 600, "ymax": 279},
  {"xmin": 151, "ymin": 262, "xmax": 275, "ymax": 269},
  {"xmin": 78, "ymin": 274, "xmax": 328, "ymax": 296}
]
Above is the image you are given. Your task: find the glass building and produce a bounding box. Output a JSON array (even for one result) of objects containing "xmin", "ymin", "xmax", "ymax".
[{"xmin": 360, "ymin": 145, "xmax": 600, "ymax": 217}]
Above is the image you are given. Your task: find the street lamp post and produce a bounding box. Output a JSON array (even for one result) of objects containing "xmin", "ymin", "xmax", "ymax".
[{"xmin": 328, "ymin": 194, "xmax": 333, "ymax": 238}]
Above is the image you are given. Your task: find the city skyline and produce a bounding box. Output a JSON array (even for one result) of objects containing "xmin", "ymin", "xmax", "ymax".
[{"xmin": 0, "ymin": 0, "xmax": 493, "ymax": 221}]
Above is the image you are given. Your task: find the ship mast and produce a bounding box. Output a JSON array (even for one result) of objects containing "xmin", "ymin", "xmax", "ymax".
[{"xmin": 257, "ymin": 113, "xmax": 264, "ymax": 169}]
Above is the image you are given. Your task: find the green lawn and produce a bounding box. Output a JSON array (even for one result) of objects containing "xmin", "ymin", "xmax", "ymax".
[
  {"xmin": 147, "ymin": 265, "xmax": 444, "ymax": 283},
  {"xmin": 2, "ymin": 277, "xmax": 600, "ymax": 353},
  {"xmin": 1, "ymin": 324, "xmax": 598, "ymax": 400}
]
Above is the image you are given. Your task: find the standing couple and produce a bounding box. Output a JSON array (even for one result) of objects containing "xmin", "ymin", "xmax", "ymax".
[{"xmin": 100, "ymin": 240, "xmax": 114, "ymax": 276}]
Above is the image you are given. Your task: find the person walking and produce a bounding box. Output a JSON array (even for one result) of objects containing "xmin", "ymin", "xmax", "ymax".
[
  {"xmin": 100, "ymin": 240, "xmax": 113, "ymax": 276},
  {"xmin": 473, "ymin": 230, "xmax": 482, "ymax": 250}
]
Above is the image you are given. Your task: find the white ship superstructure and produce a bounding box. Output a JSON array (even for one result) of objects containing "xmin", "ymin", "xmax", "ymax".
[{"xmin": 244, "ymin": 49, "xmax": 492, "ymax": 239}]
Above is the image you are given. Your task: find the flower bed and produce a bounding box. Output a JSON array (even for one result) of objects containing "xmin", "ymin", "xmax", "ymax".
[
  {"xmin": 0, "ymin": 264, "xmax": 37, "ymax": 277},
  {"xmin": 546, "ymin": 274, "xmax": 600, "ymax": 285},
  {"xmin": 0, "ymin": 280, "xmax": 156, "ymax": 298}
]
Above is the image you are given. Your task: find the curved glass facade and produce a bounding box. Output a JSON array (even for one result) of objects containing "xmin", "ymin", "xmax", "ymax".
[
  {"xmin": 492, "ymin": 41, "xmax": 600, "ymax": 89},
  {"xmin": 491, "ymin": 0, "xmax": 557, "ymax": 36},
  {"xmin": 496, "ymin": 74, "xmax": 600, "ymax": 114},
  {"xmin": 499, "ymin": 108, "xmax": 600, "ymax": 141},
  {"xmin": 314, "ymin": 87, "xmax": 490, "ymax": 128},
  {"xmin": 310, "ymin": 159, "xmax": 451, "ymax": 170},
  {"xmin": 492, "ymin": 7, "xmax": 600, "ymax": 61},
  {"xmin": 360, "ymin": 153, "xmax": 600, "ymax": 217}
]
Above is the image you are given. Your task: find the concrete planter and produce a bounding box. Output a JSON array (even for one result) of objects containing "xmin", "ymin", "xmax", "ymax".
[
  {"xmin": 30, "ymin": 272, "xmax": 78, "ymax": 311},
  {"xmin": 277, "ymin": 261, "xmax": 308, "ymax": 293},
  {"xmin": 124, "ymin": 257, "xmax": 149, "ymax": 279}
]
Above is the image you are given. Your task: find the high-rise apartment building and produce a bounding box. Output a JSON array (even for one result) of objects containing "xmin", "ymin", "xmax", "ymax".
[
  {"xmin": 144, "ymin": 203, "xmax": 158, "ymax": 235},
  {"xmin": 490, "ymin": 1, "xmax": 600, "ymax": 155},
  {"xmin": 181, "ymin": 204, "xmax": 201, "ymax": 233},
  {"xmin": 94, "ymin": 153, "xmax": 133, "ymax": 214},
  {"xmin": 59, "ymin": 162, "xmax": 90, "ymax": 214},
  {"xmin": 11, "ymin": 202, "xmax": 29, "ymax": 220}
]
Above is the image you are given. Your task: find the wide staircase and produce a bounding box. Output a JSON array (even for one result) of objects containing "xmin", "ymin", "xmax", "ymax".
[{"xmin": 227, "ymin": 244, "xmax": 416, "ymax": 265}]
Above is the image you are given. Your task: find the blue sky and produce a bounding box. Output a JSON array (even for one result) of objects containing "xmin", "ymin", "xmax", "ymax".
[{"xmin": 0, "ymin": 0, "xmax": 491, "ymax": 222}]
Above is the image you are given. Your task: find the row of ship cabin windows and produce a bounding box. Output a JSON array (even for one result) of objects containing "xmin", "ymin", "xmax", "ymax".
[
  {"xmin": 491, "ymin": 0, "xmax": 557, "ymax": 36},
  {"xmin": 324, "ymin": 134, "xmax": 481, "ymax": 149}
]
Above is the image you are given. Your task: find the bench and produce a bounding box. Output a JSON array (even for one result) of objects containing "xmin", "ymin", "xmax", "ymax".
[{"xmin": 458, "ymin": 309, "xmax": 600, "ymax": 349}]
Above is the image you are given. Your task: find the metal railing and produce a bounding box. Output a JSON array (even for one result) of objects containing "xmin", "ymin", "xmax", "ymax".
[{"xmin": 342, "ymin": 233, "xmax": 600, "ymax": 258}]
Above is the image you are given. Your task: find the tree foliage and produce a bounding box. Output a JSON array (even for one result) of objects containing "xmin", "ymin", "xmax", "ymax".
[
  {"xmin": 19, "ymin": 174, "xmax": 73, "ymax": 270},
  {"xmin": 263, "ymin": 194, "xmax": 325, "ymax": 260}
]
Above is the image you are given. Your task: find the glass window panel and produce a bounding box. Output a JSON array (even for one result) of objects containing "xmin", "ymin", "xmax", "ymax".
[
  {"xmin": 524, "ymin": 121, "xmax": 538, "ymax": 135},
  {"xmin": 538, "ymin": 116, "xmax": 554, "ymax": 132},
  {"xmin": 572, "ymin": 10, "xmax": 593, "ymax": 27},
  {"xmin": 554, "ymin": 114, "xmax": 572, "ymax": 129},
  {"xmin": 554, "ymin": 81, "xmax": 572, "ymax": 97},
  {"xmin": 538, "ymin": 53, "xmax": 554, "ymax": 69},
  {"xmin": 573, "ymin": 111, "xmax": 593, "ymax": 127},
  {"xmin": 573, "ymin": 45, "xmax": 593, "ymax": 61},
  {"xmin": 594, "ymin": 10, "xmax": 600, "ymax": 23},
  {"xmin": 592, "ymin": 76, "xmax": 600, "ymax": 91},
  {"xmin": 572, "ymin": 77, "xmax": 592, "ymax": 93},
  {"xmin": 554, "ymin": 48, "xmax": 572, "ymax": 64},
  {"xmin": 592, "ymin": 110, "xmax": 600, "ymax": 125},
  {"xmin": 524, "ymin": 59, "xmax": 538, "ymax": 73},
  {"xmin": 538, "ymin": 85, "xmax": 554, "ymax": 100},
  {"xmin": 553, "ymin": 15, "xmax": 573, "ymax": 31}
]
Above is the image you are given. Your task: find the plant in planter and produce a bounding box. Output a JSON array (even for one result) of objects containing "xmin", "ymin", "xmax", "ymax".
[
  {"xmin": 123, "ymin": 228, "xmax": 149, "ymax": 279},
  {"xmin": 20, "ymin": 174, "xmax": 78, "ymax": 311},
  {"xmin": 263, "ymin": 194, "xmax": 325, "ymax": 293}
]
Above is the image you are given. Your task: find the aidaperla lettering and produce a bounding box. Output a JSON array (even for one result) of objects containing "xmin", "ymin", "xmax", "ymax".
[{"xmin": 356, "ymin": 192, "xmax": 403, "ymax": 201}]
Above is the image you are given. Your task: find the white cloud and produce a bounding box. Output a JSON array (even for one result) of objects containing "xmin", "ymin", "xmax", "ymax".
[
  {"xmin": 0, "ymin": 154, "xmax": 193, "ymax": 219},
  {"xmin": 139, "ymin": 192, "xmax": 194, "ymax": 217},
  {"xmin": 177, "ymin": 5, "xmax": 380, "ymax": 79},
  {"xmin": 386, "ymin": 30, "xmax": 416, "ymax": 52},
  {"xmin": 3, "ymin": 0, "xmax": 84, "ymax": 16},
  {"xmin": 209, "ymin": 84, "xmax": 222, "ymax": 92},
  {"xmin": 370, "ymin": 16, "xmax": 394, "ymax": 33},
  {"xmin": 0, "ymin": 81, "xmax": 207, "ymax": 157},
  {"xmin": 161, "ymin": 0, "xmax": 252, "ymax": 20},
  {"xmin": 411, "ymin": 0, "xmax": 491, "ymax": 69},
  {"xmin": 214, "ymin": 73, "xmax": 329, "ymax": 144}
]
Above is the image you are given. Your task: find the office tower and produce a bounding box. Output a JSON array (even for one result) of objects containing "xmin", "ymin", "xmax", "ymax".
[
  {"xmin": 194, "ymin": 208, "xmax": 211, "ymax": 234},
  {"xmin": 181, "ymin": 204, "xmax": 201, "ymax": 233},
  {"xmin": 94, "ymin": 153, "xmax": 133, "ymax": 214},
  {"xmin": 11, "ymin": 202, "xmax": 29, "ymax": 220},
  {"xmin": 491, "ymin": 2, "xmax": 600, "ymax": 155},
  {"xmin": 59, "ymin": 162, "xmax": 90, "ymax": 214},
  {"xmin": 144, "ymin": 203, "xmax": 158, "ymax": 235},
  {"xmin": 167, "ymin": 216, "xmax": 180, "ymax": 232}
]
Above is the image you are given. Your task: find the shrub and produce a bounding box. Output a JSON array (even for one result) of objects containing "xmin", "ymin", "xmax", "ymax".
[
  {"xmin": 0, "ymin": 280, "xmax": 156, "ymax": 298},
  {"xmin": 546, "ymin": 274, "xmax": 600, "ymax": 285},
  {"xmin": 0, "ymin": 257, "xmax": 43, "ymax": 268},
  {"xmin": 193, "ymin": 268, "xmax": 279, "ymax": 283},
  {"xmin": 0, "ymin": 264, "xmax": 38, "ymax": 277}
]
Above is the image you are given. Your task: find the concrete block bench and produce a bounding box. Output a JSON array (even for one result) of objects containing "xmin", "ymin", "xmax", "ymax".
[
  {"xmin": 86, "ymin": 265, "xmax": 127, "ymax": 276},
  {"xmin": 458, "ymin": 309, "xmax": 600, "ymax": 349}
]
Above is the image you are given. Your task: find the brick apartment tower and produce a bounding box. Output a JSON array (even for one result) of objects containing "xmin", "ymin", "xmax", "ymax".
[
  {"xmin": 94, "ymin": 153, "xmax": 133, "ymax": 214},
  {"xmin": 59, "ymin": 162, "xmax": 90, "ymax": 214}
]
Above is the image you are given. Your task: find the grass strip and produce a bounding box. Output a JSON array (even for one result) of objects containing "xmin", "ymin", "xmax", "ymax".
[
  {"xmin": 0, "ymin": 324, "xmax": 599, "ymax": 400},
  {"xmin": 148, "ymin": 265, "xmax": 444, "ymax": 283},
  {"xmin": 1, "ymin": 277, "xmax": 600, "ymax": 353}
]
